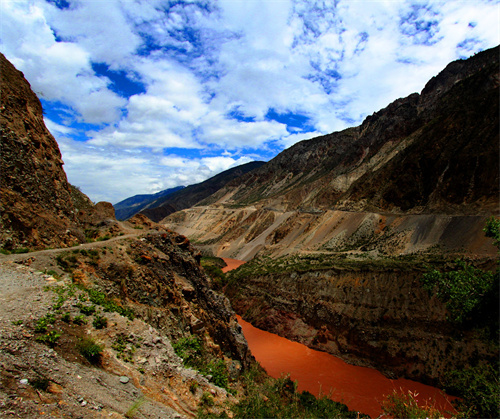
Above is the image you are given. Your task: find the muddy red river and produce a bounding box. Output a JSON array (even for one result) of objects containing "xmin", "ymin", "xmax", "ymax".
[
  {"xmin": 223, "ymin": 258, "xmax": 456, "ymax": 417},
  {"xmin": 237, "ymin": 315, "xmax": 456, "ymax": 417},
  {"xmin": 221, "ymin": 258, "xmax": 246, "ymax": 273}
]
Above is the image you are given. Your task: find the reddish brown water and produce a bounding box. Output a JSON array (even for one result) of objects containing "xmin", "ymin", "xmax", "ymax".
[
  {"xmin": 221, "ymin": 258, "xmax": 246, "ymax": 273},
  {"xmin": 237, "ymin": 315, "xmax": 456, "ymax": 418}
]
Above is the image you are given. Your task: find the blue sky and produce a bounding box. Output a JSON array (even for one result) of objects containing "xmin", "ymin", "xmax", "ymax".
[{"xmin": 1, "ymin": 0, "xmax": 499, "ymax": 203}]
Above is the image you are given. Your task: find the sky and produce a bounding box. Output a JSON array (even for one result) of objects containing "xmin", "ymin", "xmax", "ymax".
[{"xmin": 1, "ymin": 0, "xmax": 499, "ymax": 204}]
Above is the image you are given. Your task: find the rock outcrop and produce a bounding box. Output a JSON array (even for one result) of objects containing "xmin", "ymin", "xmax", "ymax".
[{"xmin": 0, "ymin": 53, "xmax": 118, "ymax": 251}]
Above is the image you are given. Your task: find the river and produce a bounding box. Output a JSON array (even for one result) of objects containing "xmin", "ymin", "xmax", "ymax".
[{"xmin": 222, "ymin": 258, "xmax": 456, "ymax": 418}]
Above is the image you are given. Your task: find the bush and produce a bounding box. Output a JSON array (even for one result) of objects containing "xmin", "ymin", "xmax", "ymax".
[
  {"xmin": 93, "ymin": 313, "xmax": 108, "ymax": 329},
  {"xmin": 381, "ymin": 389, "xmax": 442, "ymax": 419},
  {"xmin": 444, "ymin": 363, "xmax": 500, "ymax": 418},
  {"xmin": 77, "ymin": 338, "xmax": 103, "ymax": 365}
]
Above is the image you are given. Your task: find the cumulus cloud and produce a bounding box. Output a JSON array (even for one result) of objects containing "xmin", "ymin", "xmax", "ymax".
[{"xmin": 1, "ymin": 0, "xmax": 498, "ymax": 202}]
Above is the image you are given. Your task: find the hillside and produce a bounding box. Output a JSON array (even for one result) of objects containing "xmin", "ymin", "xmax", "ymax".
[
  {"xmin": 114, "ymin": 186, "xmax": 184, "ymax": 221},
  {"xmin": 163, "ymin": 46, "xmax": 499, "ymax": 260},
  {"xmin": 138, "ymin": 161, "xmax": 265, "ymax": 222},
  {"xmin": 0, "ymin": 53, "xmax": 252, "ymax": 418},
  {"xmin": 0, "ymin": 53, "xmax": 122, "ymax": 251}
]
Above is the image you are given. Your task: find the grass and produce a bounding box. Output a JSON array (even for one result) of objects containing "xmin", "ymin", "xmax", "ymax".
[
  {"xmin": 172, "ymin": 335, "xmax": 230, "ymax": 390},
  {"xmin": 77, "ymin": 338, "xmax": 103, "ymax": 365}
]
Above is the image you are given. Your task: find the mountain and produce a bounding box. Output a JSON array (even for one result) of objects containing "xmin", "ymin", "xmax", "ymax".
[
  {"xmin": 0, "ymin": 53, "xmax": 121, "ymax": 250},
  {"xmin": 164, "ymin": 46, "xmax": 499, "ymax": 260},
  {"xmin": 138, "ymin": 161, "xmax": 266, "ymax": 222},
  {"xmin": 202, "ymin": 47, "xmax": 499, "ymax": 215},
  {"xmin": 114, "ymin": 186, "xmax": 184, "ymax": 221}
]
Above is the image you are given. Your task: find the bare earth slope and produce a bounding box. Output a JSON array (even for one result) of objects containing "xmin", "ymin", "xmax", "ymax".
[{"xmin": 163, "ymin": 46, "xmax": 499, "ymax": 261}]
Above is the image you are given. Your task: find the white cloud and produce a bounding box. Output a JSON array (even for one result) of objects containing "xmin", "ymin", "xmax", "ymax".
[
  {"xmin": 1, "ymin": 0, "xmax": 499, "ymax": 203},
  {"xmin": 0, "ymin": 1, "xmax": 126, "ymax": 124}
]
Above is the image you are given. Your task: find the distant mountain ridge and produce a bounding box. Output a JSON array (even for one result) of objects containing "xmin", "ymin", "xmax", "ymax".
[
  {"xmin": 199, "ymin": 46, "xmax": 499, "ymax": 215},
  {"xmin": 122, "ymin": 161, "xmax": 265, "ymax": 222},
  {"xmin": 115, "ymin": 186, "xmax": 184, "ymax": 220}
]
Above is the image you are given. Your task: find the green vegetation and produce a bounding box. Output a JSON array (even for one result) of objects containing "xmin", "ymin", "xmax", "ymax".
[
  {"xmin": 421, "ymin": 260, "xmax": 496, "ymax": 325},
  {"xmin": 444, "ymin": 363, "xmax": 500, "ymax": 419},
  {"xmin": 420, "ymin": 217, "xmax": 499, "ymax": 333},
  {"xmin": 226, "ymin": 253, "xmax": 448, "ymax": 282},
  {"xmin": 77, "ymin": 338, "xmax": 103, "ymax": 364},
  {"xmin": 78, "ymin": 304, "xmax": 96, "ymax": 316},
  {"xmin": 198, "ymin": 367, "xmax": 368, "ymax": 419},
  {"xmin": 112, "ymin": 334, "xmax": 138, "ymax": 363},
  {"xmin": 35, "ymin": 330, "xmax": 61, "ymax": 347},
  {"xmin": 172, "ymin": 335, "xmax": 230, "ymax": 390},
  {"xmin": 11, "ymin": 320, "xmax": 23, "ymax": 326},
  {"xmin": 201, "ymin": 257, "xmax": 227, "ymax": 290},
  {"xmin": 73, "ymin": 314, "xmax": 86, "ymax": 325},
  {"xmin": 56, "ymin": 249, "xmax": 100, "ymax": 272},
  {"xmin": 93, "ymin": 313, "xmax": 108, "ymax": 329},
  {"xmin": 381, "ymin": 389, "xmax": 442, "ymax": 418},
  {"xmin": 125, "ymin": 397, "xmax": 146, "ymax": 418},
  {"xmin": 420, "ymin": 217, "xmax": 500, "ymax": 417},
  {"xmin": 34, "ymin": 313, "xmax": 56, "ymax": 333},
  {"xmin": 86, "ymin": 288, "xmax": 135, "ymax": 320}
]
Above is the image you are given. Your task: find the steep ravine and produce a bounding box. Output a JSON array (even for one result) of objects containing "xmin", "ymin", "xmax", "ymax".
[{"xmin": 225, "ymin": 257, "xmax": 498, "ymax": 386}]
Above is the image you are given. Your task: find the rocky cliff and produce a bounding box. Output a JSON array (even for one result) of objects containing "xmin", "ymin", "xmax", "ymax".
[
  {"xmin": 225, "ymin": 254, "xmax": 498, "ymax": 385},
  {"xmin": 0, "ymin": 53, "xmax": 119, "ymax": 251}
]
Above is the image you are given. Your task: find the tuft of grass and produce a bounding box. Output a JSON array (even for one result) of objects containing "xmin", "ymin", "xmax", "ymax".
[
  {"xmin": 77, "ymin": 338, "xmax": 103, "ymax": 365},
  {"xmin": 93, "ymin": 313, "xmax": 108, "ymax": 329},
  {"xmin": 125, "ymin": 397, "xmax": 146, "ymax": 418}
]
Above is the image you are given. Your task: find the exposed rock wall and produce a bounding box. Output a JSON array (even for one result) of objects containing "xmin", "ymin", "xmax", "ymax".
[
  {"xmin": 226, "ymin": 261, "xmax": 497, "ymax": 385},
  {"xmin": 0, "ymin": 53, "xmax": 118, "ymax": 250}
]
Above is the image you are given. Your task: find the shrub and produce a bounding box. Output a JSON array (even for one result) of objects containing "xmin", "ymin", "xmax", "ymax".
[
  {"xmin": 93, "ymin": 313, "xmax": 108, "ymax": 329},
  {"xmin": 381, "ymin": 389, "xmax": 442, "ymax": 419},
  {"xmin": 36, "ymin": 331, "xmax": 61, "ymax": 347},
  {"xmin": 444, "ymin": 363, "xmax": 500, "ymax": 418},
  {"xmin": 77, "ymin": 338, "xmax": 103, "ymax": 364}
]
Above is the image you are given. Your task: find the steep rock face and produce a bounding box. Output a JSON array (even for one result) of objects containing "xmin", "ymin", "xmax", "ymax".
[
  {"xmin": 0, "ymin": 54, "xmax": 116, "ymax": 250},
  {"xmin": 225, "ymin": 257, "xmax": 497, "ymax": 384},
  {"xmin": 196, "ymin": 46, "xmax": 499, "ymax": 215}
]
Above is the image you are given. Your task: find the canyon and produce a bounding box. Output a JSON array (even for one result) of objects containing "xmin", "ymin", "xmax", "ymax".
[{"xmin": 162, "ymin": 45, "xmax": 500, "ymax": 414}]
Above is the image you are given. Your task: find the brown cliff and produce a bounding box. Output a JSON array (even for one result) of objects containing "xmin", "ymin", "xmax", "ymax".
[{"xmin": 0, "ymin": 53, "xmax": 118, "ymax": 250}]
